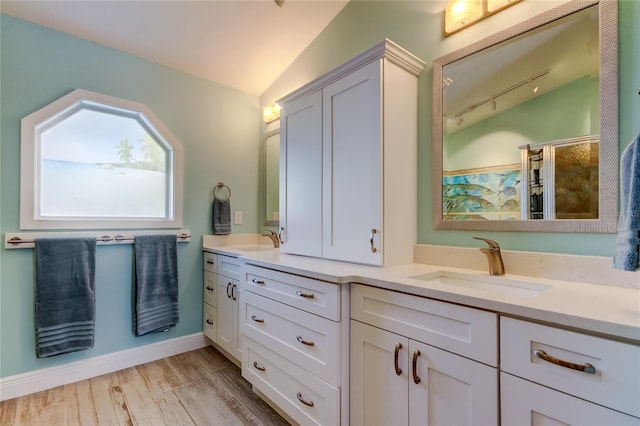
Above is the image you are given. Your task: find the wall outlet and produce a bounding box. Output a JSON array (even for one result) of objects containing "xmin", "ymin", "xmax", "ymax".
[{"xmin": 234, "ymin": 211, "xmax": 243, "ymax": 225}]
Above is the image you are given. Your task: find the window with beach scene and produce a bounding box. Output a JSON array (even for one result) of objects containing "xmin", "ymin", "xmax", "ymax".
[{"xmin": 20, "ymin": 89, "xmax": 183, "ymax": 229}]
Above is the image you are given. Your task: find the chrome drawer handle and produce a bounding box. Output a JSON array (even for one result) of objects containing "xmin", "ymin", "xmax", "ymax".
[
  {"xmin": 251, "ymin": 315, "xmax": 264, "ymax": 323},
  {"xmin": 296, "ymin": 290, "xmax": 315, "ymax": 299},
  {"xmin": 206, "ymin": 286, "xmax": 214, "ymax": 291},
  {"xmin": 296, "ymin": 336, "xmax": 315, "ymax": 346},
  {"xmin": 206, "ymin": 259, "xmax": 214, "ymax": 264},
  {"xmin": 253, "ymin": 361, "xmax": 266, "ymax": 372},
  {"xmin": 533, "ymin": 349, "xmax": 596, "ymax": 374},
  {"xmin": 394, "ymin": 343, "xmax": 403, "ymax": 376},
  {"xmin": 412, "ymin": 350, "xmax": 421, "ymax": 384},
  {"xmin": 296, "ymin": 392, "xmax": 314, "ymax": 407},
  {"xmin": 369, "ymin": 228, "xmax": 378, "ymax": 253},
  {"xmin": 206, "ymin": 319, "xmax": 213, "ymax": 325},
  {"xmin": 251, "ymin": 278, "xmax": 265, "ymax": 285}
]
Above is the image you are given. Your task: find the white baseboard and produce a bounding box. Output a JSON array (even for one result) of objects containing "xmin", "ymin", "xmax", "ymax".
[{"xmin": 0, "ymin": 332, "xmax": 209, "ymax": 401}]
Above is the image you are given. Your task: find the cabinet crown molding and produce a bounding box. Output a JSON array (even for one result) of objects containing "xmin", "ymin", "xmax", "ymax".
[{"xmin": 278, "ymin": 38, "xmax": 425, "ymax": 106}]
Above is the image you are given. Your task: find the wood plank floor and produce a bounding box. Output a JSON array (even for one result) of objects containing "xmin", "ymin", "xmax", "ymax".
[{"xmin": 0, "ymin": 346, "xmax": 290, "ymax": 426}]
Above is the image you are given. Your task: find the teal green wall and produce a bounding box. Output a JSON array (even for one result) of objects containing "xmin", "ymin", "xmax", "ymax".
[
  {"xmin": 262, "ymin": 0, "xmax": 640, "ymax": 257},
  {"xmin": 0, "ymin": 15, "xmax": 261, "ymax": 377}
]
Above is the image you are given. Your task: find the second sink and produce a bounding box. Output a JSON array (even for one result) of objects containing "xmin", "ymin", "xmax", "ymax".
[{"xmin": 410, "ymin": 271, "xmax": 551, "ymax": 298}]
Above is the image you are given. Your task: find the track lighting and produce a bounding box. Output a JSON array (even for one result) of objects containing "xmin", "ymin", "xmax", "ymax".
[
  {"xmin": 528, "ymin": 80, "xmax": 539, "ymax": 93},
  {"xmin": 490, "ymin": 98, "xmax": 497, "ymax": 110}
]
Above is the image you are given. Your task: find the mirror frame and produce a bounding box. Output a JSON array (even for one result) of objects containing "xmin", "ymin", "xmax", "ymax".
[
  {"xmin": 432, "ymin": 0, "xmax": 618, "ymax": 233},
  {"xmin": 263, "ymin": 129, "xmax": 280, "ymax": 227}
]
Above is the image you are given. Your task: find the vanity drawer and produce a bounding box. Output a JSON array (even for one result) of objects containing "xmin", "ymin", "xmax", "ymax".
[
  {"xmin": 501, "ymin": 372, "xmax": 639, "ymax": 425},
  {"xmin": 242, "ymin": 264, "xmax": 340, "ymax": 321},
  {"xmin": 501, "ymin": 316, "xmax": 640, "ymax": 417},
  {"xmin": 203, "ymin": 251, "xmax": 217, "ymax": 273},
  {"xmin": 241, "ymin": 291, "xmax": 340, "ymax": 385},
  {"xmin": 351, "ymin": 284, "xmax": 498, "ymax": 366},
  {"xmin": 243, "ymin": 337, "xmax": 340, "ymax": 426},
  {"xmin": 203, "ymin": 302, "xmax": 217, "ymax": 342},
  {"xmin": 203, "ymin": 271, "xmax": 217, "ymax": 306},
  {"xmin": 217, "ymin": 254, "xmax": 241, "ymax": 280}
]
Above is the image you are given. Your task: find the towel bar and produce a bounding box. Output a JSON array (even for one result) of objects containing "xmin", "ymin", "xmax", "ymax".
[{"xmin": 4, "ymin": 231, "xmax": 191, "ymax": 249}]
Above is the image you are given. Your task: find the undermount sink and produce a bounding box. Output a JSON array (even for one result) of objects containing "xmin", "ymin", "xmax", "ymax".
[
  {"xmin": 236, "ymin": 246, "xmax": 273, "ymax": 252},
  {"xmin": 410, "ymin": 271, "xmax": 551, "ymax": 297}
]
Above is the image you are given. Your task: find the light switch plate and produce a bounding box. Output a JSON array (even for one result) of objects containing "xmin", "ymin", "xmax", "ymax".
[{"xmin": 234, "ymin": 211, "xmax": 243, "ymax": 225}]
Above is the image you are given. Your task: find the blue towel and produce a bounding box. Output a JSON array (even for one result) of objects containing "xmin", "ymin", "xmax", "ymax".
[
  {"xmin": 34, "ymin": 237, "xmax": 96, "ymax": 358},
  {"xmin": 212, "ymin": 197, "xmax": 231, "ymax": 235},
  {"xmin": 134, "ymin": 235, "xmax": 179, "ymax": 336},
  {"xmin": 613, "ymin": 134, "xmax": 640, "ymax": 271}
]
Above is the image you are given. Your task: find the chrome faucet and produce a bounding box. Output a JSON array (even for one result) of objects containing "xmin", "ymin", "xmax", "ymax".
[
  {"xmin": 261, "ymin": 230, "xmax": 280, "ymax": 248},
  {"xmin": 473, "ymin": 237, "xmax": 505, "ymax": 276}
]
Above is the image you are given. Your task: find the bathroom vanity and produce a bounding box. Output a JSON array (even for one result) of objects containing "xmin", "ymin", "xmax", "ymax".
[{"xmin": 203, "ymin": 242, "xmax": 640, "ymax": 426}]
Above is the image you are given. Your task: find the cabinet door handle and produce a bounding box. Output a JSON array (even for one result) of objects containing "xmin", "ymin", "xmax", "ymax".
[
  {"xmin": 206, "ymin": 259, "xmax": 215, "ymax": 264},
  {"xmin": 297, "ymin": 335, "xmax": 315, "ymax": 346},
  {"xmin": 206, "ymin": 286, "xmax": 214, "ymax": 291},
  {"xmin": 369, "ymin": 228, "xmax": 378, "ymax": 253},
  {"xmin": 279, "ymin": 227, "xmax": 285, "ymax": 244},
  {"xmin": 296, "ymin": 290, "xmax": 315, "ymax": 299},
  {"xmin": 296, "ymin": 392, "xmax": 314, "ymax": 407},
  {"xmin": 253, "ymin": 361, "xmax": 266, "ymax": 372},
  {"xmin": 231, "ymin": 284, "xmax": 237, "ymax": 301},
  {"xmin": 226, "ymin": 282, "xmax": 232, "ymax": 298},
  {"xmin": 251, "ymin": 315, "xmax": 264, "ymax": 323},
  {"xmin": 251, "ymin": 278, "xmax": 265, "ymax": 285},
  {"xmin": 412, "ymin": 350, "xmax": 421, "ymax": 384},
  {"xmin": 533, "ymin": 349, "xmax": 596, "ymax": 374},
  {"xmin": 206, "ymin": 319, "xmax": 213, "ymax": 325},
  {"xmin": 394, "ymin": 342, "xmax": 403, "ymax": 375}
]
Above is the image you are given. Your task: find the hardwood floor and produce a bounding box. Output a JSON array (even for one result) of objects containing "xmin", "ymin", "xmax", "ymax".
[{"xmin": 0, "ymin": 346, "xmax": 290, "ymax": 426}]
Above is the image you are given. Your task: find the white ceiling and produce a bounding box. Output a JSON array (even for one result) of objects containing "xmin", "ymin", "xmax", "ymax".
[{"xmin": 0, "ymin": 0, "xmax": 349, "ymax": 96}]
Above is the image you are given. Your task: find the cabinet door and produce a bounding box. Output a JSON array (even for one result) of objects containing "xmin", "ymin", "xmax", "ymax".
[
  {"xmin": 408, "ymin": 340, "xmax": 498, "ymax": 426},
  {"xmin": 217, "ymin": 275, "xmax": 240, "ymax": 361},
  {"xmin": 279, "ymin": 91, "xmax": 323, "ymax": 257},
  {"xmin": 322, "ymin": 61, "xmax": 383, "ymax": 265},
  {"xmin": 351, "ymin": 320, "xmax": 409, "ymax": 426},
  {"xmin": 501, "ymin": 373, "xmax": 639, "ymax": 425}
]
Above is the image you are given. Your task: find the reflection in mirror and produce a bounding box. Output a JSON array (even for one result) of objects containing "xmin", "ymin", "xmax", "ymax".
[
  {"xmin": 433, "ymin": 0, "xmax": 618, "ymax": 232},
  {"xmin": 264, "ymin": 130, "xmax": 280, "ymax": 226}
]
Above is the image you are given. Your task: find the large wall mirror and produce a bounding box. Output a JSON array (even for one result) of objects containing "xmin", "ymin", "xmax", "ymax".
[
  {"xmin": 264, "ymin": 130, "xmax": 280, "ymax": 226},
  {"xmin": 432, "ymin": 0, "xmax": 618, "ymax": 232}
]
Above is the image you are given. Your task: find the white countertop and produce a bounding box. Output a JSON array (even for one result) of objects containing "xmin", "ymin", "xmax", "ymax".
[{"xmin": 204, "ymin": 244, "xmax": 640, "ymax": 343}]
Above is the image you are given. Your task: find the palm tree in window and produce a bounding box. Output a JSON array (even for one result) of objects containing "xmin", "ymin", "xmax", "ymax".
[
  {"xmin": 138, "ymin": 133, "xmax": 165, "ymax": 172},
  {"xmin": 116, "ymin": 139, "xmax": 135, "ymax": 165}
]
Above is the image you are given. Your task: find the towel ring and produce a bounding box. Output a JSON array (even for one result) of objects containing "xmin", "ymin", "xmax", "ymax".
[{"xmin": 213, "ymin": 182, "xmax": 231, "ymax": 200}]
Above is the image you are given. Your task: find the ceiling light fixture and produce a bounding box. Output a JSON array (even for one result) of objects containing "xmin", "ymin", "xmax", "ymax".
[
  {"xmin": 262, "ymin": 103, "xmax": 281, "ymax": 124},
  {"xmin": 443, "ymin": 0, "xmax": 522, "ymax": 37}
]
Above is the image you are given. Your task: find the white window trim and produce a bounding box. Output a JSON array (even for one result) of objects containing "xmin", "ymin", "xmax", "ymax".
[{"xmin": 20, "ymin": 89, "xmax": 184, "ymax": 230}]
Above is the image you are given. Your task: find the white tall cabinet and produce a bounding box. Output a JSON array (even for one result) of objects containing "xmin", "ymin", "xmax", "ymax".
[{"xmin": 278, "ymin": 39, "xmax": 424, "ymax": 266}]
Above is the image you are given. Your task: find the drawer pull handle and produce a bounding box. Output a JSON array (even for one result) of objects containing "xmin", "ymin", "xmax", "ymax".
[
  {"xmin": 296, "ymin": 290, "xmax": 315, "ymax": 299},
  {"xmin": 231, "ymin": 284, "xmax": 237, "ymax": 301},
  {"xmin": 297, "ymin": 336, "xmax": 315, "ymax": 346},
  {"xmin": 394, "ymin": 343, "xmax": 403, "ymax": 376},
  {"xmin": 226, "ymin": 282, "xmax": 232, "ymax": 298},
  {"xmin": 369, "ymin": 228, "xmax": 378, "ymax": 253},
  {"xmin": 206, "ymin": 319, "xmax": 213, "ymax": 325},
  {"xmin": 206, "ymin": 259, "xmax": 214, "ymax": 264},
  {"xmin": 296, "ymin": 392, "xmax": 314, "ymax": 407},
  {"xmin": 251, "ymin": 315, "xmax": 264, "ymax": 323},
  {"xmin": 253, "ymin": 361, "xmax": 266, "ymax": 372},
  {"xmin": 252, "ymin": 278, "xmax": 265, "ymax": 285},
  {"xmin": 206, "ymin": 286, "xmax": 214, "ymax": 291},
  {"xmin": 533, "ymin": 349, "xmax": 596, "ymax": 374},
  {"xmin": 412, "ymin": 350, "xmax": 421, "ymax": 384}
]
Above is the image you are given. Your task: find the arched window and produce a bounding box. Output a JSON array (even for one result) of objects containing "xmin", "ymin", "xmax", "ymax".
[{"xmin": 20, "ymin": 89, "xmax": 183, "ymax": 229}]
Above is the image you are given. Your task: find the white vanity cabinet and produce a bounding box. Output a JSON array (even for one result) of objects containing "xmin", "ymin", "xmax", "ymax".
[
  {"xmin": 239, "ymin": 264, "xmax": 346, "ymax": 426},
  {"xmin": 216, "ymin": 254, "xmax": 242, "ymax": 363},
  {"xmin": 500, "ymin": 316, "xmax": 640, "ymax": 424},
  {"xmin": 278, "ymin": 39, "xmax": 424, "ymax": 266},
  {"xmin": 350, "ymin": 284, "xmax": 499, "ymax": 425}
]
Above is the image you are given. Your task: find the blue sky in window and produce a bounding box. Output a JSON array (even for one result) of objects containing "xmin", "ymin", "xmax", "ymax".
[{"xmin": 40, "ymin": 109, "xmax": 152, "ymax": 164}]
